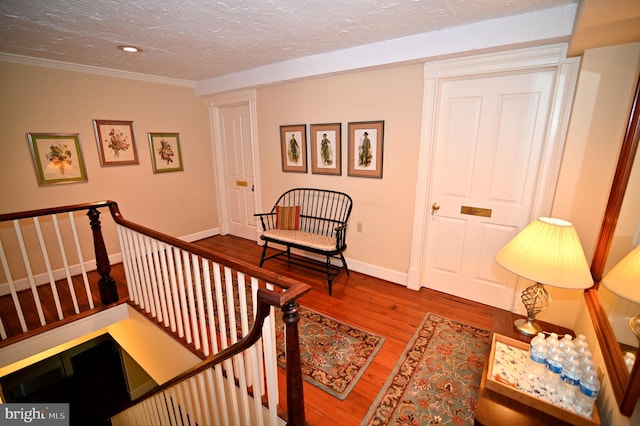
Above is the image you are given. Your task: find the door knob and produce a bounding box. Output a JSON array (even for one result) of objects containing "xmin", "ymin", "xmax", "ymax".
[{"xmin": 432, "ymin": 202, "xmax": 440, "ymax": 213}]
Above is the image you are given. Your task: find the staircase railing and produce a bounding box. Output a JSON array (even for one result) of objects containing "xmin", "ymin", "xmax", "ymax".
[
  {"xmin": 0, "ymin": 201, "xmax": 122, "ymax": 343},
  {"xmin": 0, "ymin": 201, "xmax": 311, "ymax": 425}
]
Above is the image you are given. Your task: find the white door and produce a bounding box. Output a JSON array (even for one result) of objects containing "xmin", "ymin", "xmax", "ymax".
[
  {"xmin": 422, "ymin": 70, "xmax": 556, "ymax": 310},
  {"xmin": 218, "ymin": 103, "xmax": 257, "ymax": 240}
]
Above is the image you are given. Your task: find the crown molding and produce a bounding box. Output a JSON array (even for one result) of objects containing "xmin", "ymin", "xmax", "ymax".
[
  {"xmin": 196, "ymin": 3, "xmax": 577, "ymax": 95},
  {"xmin": 0, "ymin": 52, "xmax": 196, "ymax": 88}
]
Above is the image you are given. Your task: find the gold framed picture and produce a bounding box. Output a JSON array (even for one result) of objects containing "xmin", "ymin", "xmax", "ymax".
[
  {"xmin": 148, "ymin": 132, "xmax": 183, "ymax": 173},
  {"xmin": 27, "ymin": 133, "xmax": 88, "ymax": 185}
]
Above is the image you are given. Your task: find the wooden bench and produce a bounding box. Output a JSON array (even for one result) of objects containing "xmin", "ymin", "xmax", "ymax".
[{"xmin": 254, "ymin": 188, "xmax": 353, "ymax": 295}]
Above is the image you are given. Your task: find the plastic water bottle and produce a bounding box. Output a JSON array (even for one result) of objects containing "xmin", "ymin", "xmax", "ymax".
[
  {"xmin": 545, "ymin": 346, "xmax": 564, "ymax": 393},
  {"xmin": 580, "ymin": 350, "xmax": 593, "ymax": 367},
  {"xmin": 527, "ymin": 332, "xmax": 547, "ymax": 381},
  {"xmin": 574, "ymin": 334, "xmax": 589, "ymax": 355},
  {"xmin": 559, "ymin": 359, "xmax": 581, "ymax": 403},
  {"xmin": 559, "ymin": 334, "xmax": 575, "ymax": 355},
  {"xmin": 546, "ymin": 332, "xmax": 560, "ymax": 358},
  {"xmin": 581, "ymin": 359, "xmax": 595, "ymax": 371},
  {"xmin": 576, "ymin": 368, "xmax": 600, "ymax": 418},
  {"xmin": 581, "ymin": 360, "xmax": 596, "ymax": 381},
  {"xmin": 563, "ymin": 349, "xmax": 579, "ymax": 368}
]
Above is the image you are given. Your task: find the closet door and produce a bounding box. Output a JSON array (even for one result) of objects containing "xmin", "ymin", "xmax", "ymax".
[
  {"xmin": 422, "ymin": 69, "xmax": 556, "ymax": 310},
  {"xmin": 219, "ymin": 103, "xmax": 257, "ymax": 240}
]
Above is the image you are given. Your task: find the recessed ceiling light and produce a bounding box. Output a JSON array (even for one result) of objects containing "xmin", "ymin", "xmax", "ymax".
[{"xmin": 117, "ymin": 45, "xmax": 142, "ymax": 53}]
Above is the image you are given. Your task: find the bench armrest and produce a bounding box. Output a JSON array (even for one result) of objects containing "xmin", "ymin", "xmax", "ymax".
[
  {"xmin": 334, "ymin": 224, "xmax": 347, "ymax": 248},
  {"xmin": 254, "ymin": 212, "xmax": 276, "ymax": 230}
]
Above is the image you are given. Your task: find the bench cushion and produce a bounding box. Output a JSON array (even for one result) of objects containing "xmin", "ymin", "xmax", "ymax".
[
  {"xmin": 263, "ymin": 229, "xmax": 336, "ymax": 251},
  {"xmin": 276, "ymin": 205, "xmax": 301, "ymax": 230}
]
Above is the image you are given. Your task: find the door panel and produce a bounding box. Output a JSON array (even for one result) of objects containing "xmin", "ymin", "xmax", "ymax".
[
  {"xmin": 220, "ymin": 104, "xmax": 256, "ymax": 240},
  {"xmin": 440, "ymin": 97, "xmax": 480, "ymax": 199},
  {"xmin": 432, "ymin": 217, "xmax": 467, "ymax": 275},
  {"xmin": 423, "ymin": 70, "xmax": 555, "ymax": 309}
]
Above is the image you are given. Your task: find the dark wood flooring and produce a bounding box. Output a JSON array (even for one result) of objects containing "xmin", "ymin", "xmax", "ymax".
[
  {"xmin": 1, "ymin": 234, "xmax": 542, "ymax": 425},
  {"xmin": 194, "ymin": 235, "xmax": 540, "ymax": 426},
  {"xmin": 0, "ymin": 268, "xmax": 129, "ymax": 346}
]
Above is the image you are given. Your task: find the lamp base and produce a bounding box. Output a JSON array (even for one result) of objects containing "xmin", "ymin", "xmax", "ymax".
[
  {"xmin": 514, "ymin": 318, "xmax": 543, "ymax": 337},
  {"xmin": 514, "ymin": 282, "xmax": 551, "ymax": 337}
]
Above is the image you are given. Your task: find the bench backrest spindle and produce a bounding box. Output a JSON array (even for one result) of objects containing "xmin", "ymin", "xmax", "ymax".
[
  {"xmin": 273, "ymin": 188, "xmax": 352, "ymax": 243},
  {"xmin": 255, "ymin": 188, "xmax": 353, "ymax": 295}
]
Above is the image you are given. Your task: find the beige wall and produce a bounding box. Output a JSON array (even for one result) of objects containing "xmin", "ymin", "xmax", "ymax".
[
  {"xmin": 251, "ymin": 48, "xmax": 630, "ymax": 301},
  {"xmin": 255, "ymin": 64, "xmax": 424, "ymax": 274},
  {"xmin": 2, "ymin": 41, "xmax": 640, "ymax": 421},
  {"xmin": 554, "ymin": 43, "xmax": 640, "ymax": 260},
  {"xmin": 251, "ymin": 44, "xmax": 639, "ymax": 339},
  {"xmin": 252, "ymin": 45, "xmax": 640, "ymax": 422},
  {"xmin": 554, "ymin": 43, "xmax": 640, "ymax": 423},
  {"xmin": 0, "ymin": 62, "xmax": 219, "ymax": 244},
  {"xmin": 535, "ymin": 43, "xmax": 640, "ymax": 330}
]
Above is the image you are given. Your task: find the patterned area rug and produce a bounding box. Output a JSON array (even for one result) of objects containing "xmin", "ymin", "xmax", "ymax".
[
  {"xmin": 275, "ymin": 306, "xmax": 385, "ymax": 400},
  {"xmin": 362, "ymin": 313, "xmax": 491, "ymax": 425}
]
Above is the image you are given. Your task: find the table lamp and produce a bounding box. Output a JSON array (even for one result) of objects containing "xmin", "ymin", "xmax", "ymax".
[
  {"xmin": 601, "ymin": 244, "xmax": 640, "ymax": 343},
  {"xmin": 495, "ymin": 217, "xmax": 593, "ymax": 336}
]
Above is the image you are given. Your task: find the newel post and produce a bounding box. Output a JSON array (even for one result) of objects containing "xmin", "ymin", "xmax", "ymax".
[
  {"xmin": 282, "ymin": 302, "xmax": 308, "ymax": 426},
  {"xmin": 88, "ymin": 207, "xmax": 118, "ymax": 305}
]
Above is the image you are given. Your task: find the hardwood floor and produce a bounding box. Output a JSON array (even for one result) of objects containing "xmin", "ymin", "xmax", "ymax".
[
  {"xmin": 0, "ymin": 268, "xmax": 129, "ymax": 345},
  {"xmin": 1, "ymin": 234, "xmax": 535, "ymax": 425},
  {"xmin": 194, "ymin": 235, "xmax": 531, "ymax": 426}
]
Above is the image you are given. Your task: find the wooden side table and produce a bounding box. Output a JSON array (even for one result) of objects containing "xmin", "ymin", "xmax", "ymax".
[{"xmin": 474, "ymin": 313, "xmax": 600, "ymax": 426}]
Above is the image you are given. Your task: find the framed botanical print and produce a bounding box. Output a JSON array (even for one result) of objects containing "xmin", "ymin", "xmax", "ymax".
[
  {"xmin": 280, "ymin": 124, "xmax": 307, "ymax": 173},
  {"xmin": 28, "ymin": 133, "xmax": 88, "ymax": 185},
  {"xmin": 348, "ymin": 120, "xmax": 384, "ymax": 178},
  {"xmin": 93, "ymin": 119, "xmax": 139, "ymax": 166},
  {"xmin": 148, "ymin": 132, "xmax": 183, "ymax": 173},
  {"xmin": 310, "ymin": 123, "xmax": 341, "ymax": 175}
]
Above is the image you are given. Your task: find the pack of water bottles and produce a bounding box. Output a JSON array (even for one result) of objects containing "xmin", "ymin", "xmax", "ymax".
[{"xmin": 527, "ymin": 332, "xmax": 600, "ymax": 418}]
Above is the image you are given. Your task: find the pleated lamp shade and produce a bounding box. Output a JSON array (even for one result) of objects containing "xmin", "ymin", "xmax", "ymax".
[
  {"xmin": 601, "ymin": 245, "xmax": 640, "ymax": 304},
  {"xmin": 495, "ymin": 217, "xmax": 593, "ymax": 289}
]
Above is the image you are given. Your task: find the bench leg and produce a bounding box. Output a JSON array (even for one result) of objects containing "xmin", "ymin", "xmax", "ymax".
[
  {"xmin": 326, "ymin": 256, "xmax": 333, "ymax": 296},
  {"xmin": 260, "ymin": 243, "xmax": 268, "ymax": 267},
  {"xmin": 340, "ymin": 253, "xmax": 350, "ymax": 276}
]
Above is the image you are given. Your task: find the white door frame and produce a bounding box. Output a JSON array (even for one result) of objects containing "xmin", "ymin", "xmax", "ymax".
[
  {"xmin": 407, "ymin": 44, "xmax": 580, "ymax": 297},
  {"xmin": 207, "ymin": 89, "xmax": 262, "ymax": 239}
]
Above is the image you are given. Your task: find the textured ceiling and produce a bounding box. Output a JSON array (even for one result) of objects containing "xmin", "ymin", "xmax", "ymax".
[{"xmin": 0, "ymin": 0, "xmax": 575, "ymax": 82}]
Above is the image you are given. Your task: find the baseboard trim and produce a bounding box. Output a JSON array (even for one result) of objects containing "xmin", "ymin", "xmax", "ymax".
[
  {"xmin": 347, "ymin": 258, "xmax": 408, "ymax": 287},
  {"xmin": 179, "ymin": 227, "xmax": 220, "ymax": 243},
  {"xmin": 260, "ymin": 242, "xmax": 409, "ymax": 287}
]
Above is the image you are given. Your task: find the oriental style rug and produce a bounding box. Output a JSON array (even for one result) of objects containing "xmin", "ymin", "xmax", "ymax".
[
  {"xmin": 361, "ymin": 313, "xmax": 491, "ymax": 425},
  {"xmin": 275, "ymin": 306, "xmax": 385, "ymax": 400}
]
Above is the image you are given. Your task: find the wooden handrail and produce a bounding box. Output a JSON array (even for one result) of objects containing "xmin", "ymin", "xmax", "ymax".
[
  {"xmin": 1, "ymin": 199, "xmax": 311, "ymax": 301},
  {"xmin": 107, "ymin": 201, "xmax": 310, "ymax": 302},
  {"xmin": 1, "ymin": 200, "xmax": 312, "ymax": 425},
  {"xmin": 107, "ymin": 200, "xmax": 311, "ymax": 425},
  {"xmin": 128, "ymin": 287, "xmax": 274, "ymax": 402},
  {"xmin": 0, "ymin": 200, "xmax": 119, "ymax": 306},
  {"xmin": 0, "ymin": 200, "xmax": 113, "ymax": 220}
]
